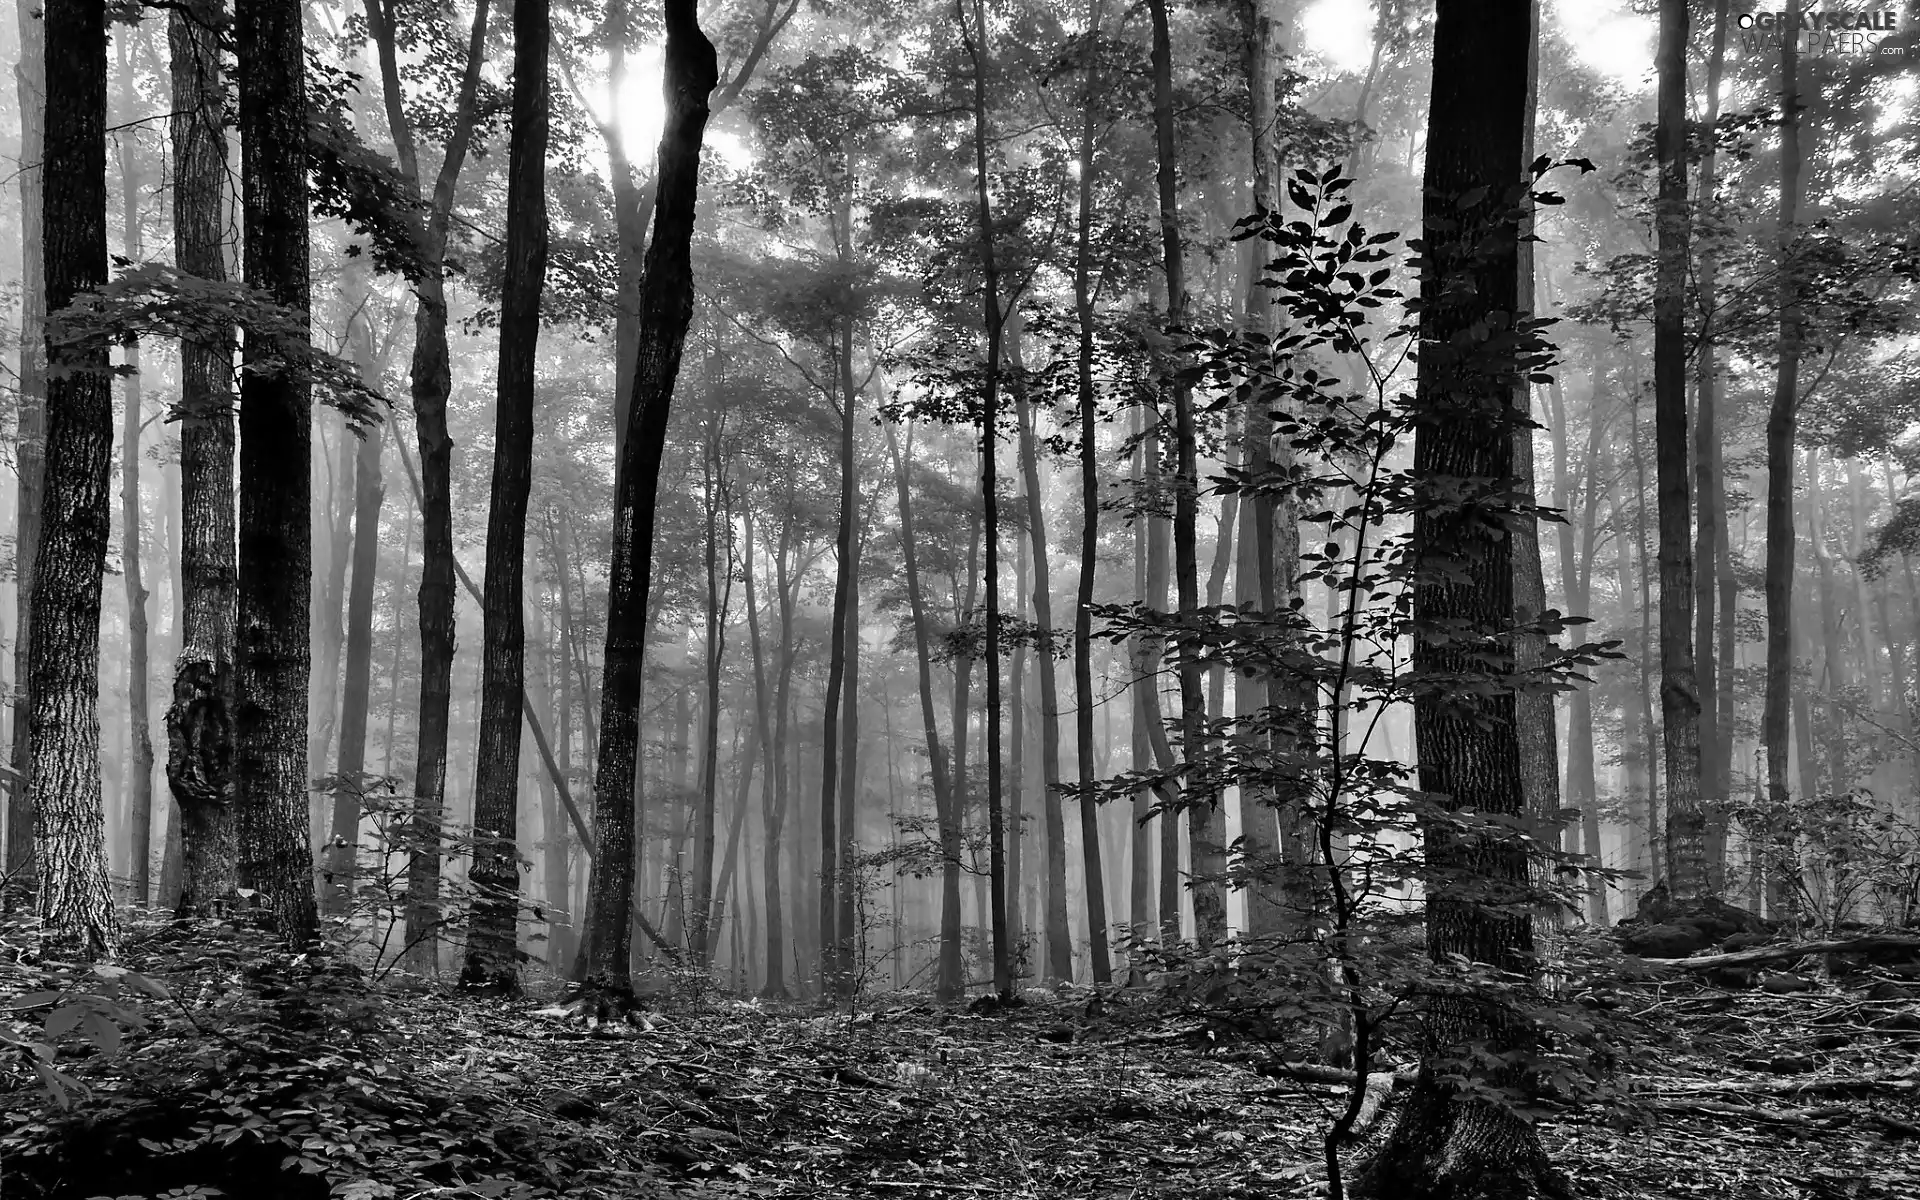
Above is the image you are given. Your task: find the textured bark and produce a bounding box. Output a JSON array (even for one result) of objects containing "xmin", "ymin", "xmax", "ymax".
[
  {"xmin": 167, "ymin": 0, "xmax": 238, "ymax": 919},
  {"xmin": 960, "ymin": 0, "xmax": 1012, "ymax": 998},
  {"xmin": 115, "ymin": 50, "xmax": 155, "ymax": 905},
  {"xmin": 586, "ymin": 0, "xmax": 718, "ymax": 991},
  {"xmin": 1653, "ymin": 0, "xmax": 1706, "ymax": 900},
  {"xmin": 1630, "ymin": 407, "xmax": 1663, "ymax": 888},
  {"xmin": 1071, "ymin": 5, "xmax": 1112, "ymax": 982},
  {"xmin": 310, "ymin": 423, "xmax": 353, "ymax": 797},
  {"xmin": 1354, "ymin": 1, "xmax": 1568, "ymax": 1194},
  {"xmin": 885, "ymin": 423, "xmax": 964, "ymax": 998},
  {"xmin": 1764, "ymin": 11, "xmax": 1804, "ymax": 818},
  {"xmin": 235, "ymin": 0, "xmax": 318, "ymax": 946},
  {"xmin": 7, "ymin": 0, "xmax": 45, "ymax": 895},
  {"xmin": 461, "ymin": 0, "xmax": 549, "ymax": 993},
  {"xmin": 1148, "ymin": 0, "xmax": 1224, "ymax": 948},
  {"xmin": 29, "ymin": 0, "xmax": 116, "ymax": 958},
  {"xmin": 326, "ymin": 272, "xmax": 383, "ymax": 919},
  {"xmin": 361, "ymin": 0, "xmax": 492, "ymax": 968}
]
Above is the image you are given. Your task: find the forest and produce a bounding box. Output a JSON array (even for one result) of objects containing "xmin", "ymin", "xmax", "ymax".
[{"xmin": 1, "ymin": 0, "xmax": 1919, "ymax": 1196}]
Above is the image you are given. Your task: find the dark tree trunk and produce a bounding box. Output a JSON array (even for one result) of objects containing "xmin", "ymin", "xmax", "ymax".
[
  {"xmin": 7, "ymin": 0, "xmax": 45, "ymax": 897},
  {"xmin": 959, "ymin": 0, "xmax": 1012, "ymax": 1000},
  {"xmin": 816, "ymin": 338, "xmax": 856, "ymax": 994},
  {"xmin": 461, "ymin": 0, "xmax": 549, "ymax": 993},
  {"xmin": 362, "ymin": 0, "xmax": 492, "ymax": 969},
  {"xmin": 743, "ymin": 509, "xmax": 788, "ymax": 996},
  {"xmin": 1764, "ymin": 7, "xmax": 1804, "ymax": 820},
  {"xmin": 1354, "ymin": 1, "xmax": 1569, "ymax": 1195},
  {"xmin": 167, "ymin": 0, "xmax": 238, "ymax": 920},
  {"xmin": 1694, "ymin": 0, "xmax": 1732, "ymax": 893},
  {"xmin": 1148, "ymin": 0, "xmax": 1224, "ymax": 948},
  {"xmin": 585, "ymin": 0, "xmax": 718, "ymax": 993},
  {"xmin": 692, "ymin": 418, "xmax": 732, "ymax": 965},
  {"xmin": 28, "ymin": 0, "xmax": 115, "ymax": 958},
  {"xmin": 234, "ymin": 0, "xmax": 318, "ymax": 947},
  {"xmin": 1653, "ymin": 0, "xmax": 1706, "ymax": 900}
]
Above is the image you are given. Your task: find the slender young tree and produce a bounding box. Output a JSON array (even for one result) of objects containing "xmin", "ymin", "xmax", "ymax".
[
  {"xmin": 1148, "ymin": 0, "xmax": 1225, "ymax": 948},
  {"xmin": 958, "ymin": 0, "xmax": 1012, "ymax": 1000},
  {"xmin": 462, "ymin": 0, "xmax": 550, "ymax": 993},
  {"xmin": 360, "ymin": 0, "xmax": 492, "ymax": 965},
  {"xmin": 1071, "ymin": 0, "xmax": 1112, "ymax": 985},
  {"xmin": 28, "ymin": 0, "xmax": 116, "ymax": 958},
  {"xmin": 586, "ymin": 0, "xmax": 719, "ymax": 995},
  {"xmin": 7, "ymin": 0, "xmax": 46, "ymax": 895},
  {"xmin": 1354, "ymin": 0, "xmax": 1569, "ymax": 1194},
  {"xmin": 234, "ymin": 0, "xmax": 318, "ymax": 946},
  {"xmin": 166, "ymin": 0, "xmax": 239, "ymax": 919},
  {"xmin": 115, "ymin": 35, "xmax": 155, "ymax": 905}
]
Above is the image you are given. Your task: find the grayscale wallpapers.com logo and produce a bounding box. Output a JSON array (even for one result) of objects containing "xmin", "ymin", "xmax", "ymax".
[{"xmin": 1731, "ymin": 9, "xmax": 1909, "ymax": 59}]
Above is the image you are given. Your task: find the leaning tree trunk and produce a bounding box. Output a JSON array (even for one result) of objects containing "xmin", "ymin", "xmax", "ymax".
[
  {"xmin": 585, "ymin": 0, "xmax": 718, "ymax": 995},
  {"xmin": 167, "ymin": 0, "xmax": 239, "ymax": 920},
  {"xmin": 7, "ymin": 0, "xmax": 46, "ymax": 897},
  {"xmin": 361, "ymin": 0, "xmax": 492, "ymax": 969},
  {"xmin": 1764, "ymin": 7, "xmax": 1804, "ymax": 825},
  {"xmin": 1354, "ymin": 1, "xmax": 1570, "ymax": 1196},
  {"xmin": 1148, "ymin": 0, "xmax": 1224, "ymax": 949},
  {"xmin": 234, "ymin": 0, "xmax": 318, "ymax": 947},
  {"xmin": 28, "ymin": 0, "xmax": 116, "ymax": 959},
  {"xmin": 461, "ymin": 0, "xmax": 549, "ymax": 993}
]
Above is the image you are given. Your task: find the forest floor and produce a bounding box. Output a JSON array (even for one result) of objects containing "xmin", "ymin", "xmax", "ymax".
[
  {"xmin": 7, "ymin": 939, "xmax": 1920, "ymax": 1200},
  {"xmin": 375, "ymin": 973, "xmax": 1919, "ymax": 1200}
]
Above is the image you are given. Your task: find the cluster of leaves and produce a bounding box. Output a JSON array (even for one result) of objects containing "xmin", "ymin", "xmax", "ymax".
[
  {"xmin": 0, "ymin": 925, "xmax": 662, "ymax": 1200},
  {"xmin": 1734, "ymin": 787, "xmax": 1920, "ymax": 935}
]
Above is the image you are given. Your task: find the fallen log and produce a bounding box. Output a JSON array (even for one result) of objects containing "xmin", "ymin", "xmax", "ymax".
[
  {"xmin": 1636, "ymin": 934, "xmax": 1920, "ymax": 972},
  {"xmin": 1637, "ymin": 1075, "xmax": 1919, "ymax": 1099}
]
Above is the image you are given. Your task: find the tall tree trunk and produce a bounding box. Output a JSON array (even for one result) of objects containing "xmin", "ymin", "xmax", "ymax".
[
  {"xmin": 310, "ymin": 422, "xmax": 354, "ymax": 794},
  {"xmin": 1148, "ymin": 0, "xmax": 1224, "ymax": 948},
  {"xmin": 234, "ymin": 0, "xmax": 318, "ymax": 946},
  {"xmin": 327, "ymin": 259, "xmax": 384, "ymax": 919},
  {"xmin": 1071, "ymin": 0, "xmax": 1111, "ymax": 983},
  {"xmin": 1356, "ymin": 0, "xmax": 1567, "ymax": 1193},
  {"xmin": 692, "ymin": 417, "xmax": 731, "ymax": 965},
  {"xmin": 167, "ymin": 0, "xmax": 238, "ymax": 919},
  {"xmin": 115, "ymin": 47, "xmax": 155, "ymax": 905},
  {"xmin": 7, "ymin": 0, "xmax": 45, "ymax": 895},
  {"xmin": 1010, "ymin": 315, "xmax": 1072, "ymax": 982},
  {"xmin": 1653, "ymin": 0, "xmax": 1705, "ymax": 900},
  {"xmin": 1547, "ymin": 370, "xmax": 1606, "ymax": 924},
  {"xmin": 362, "ymin": 0, "xmax": 492, "ymax": 968},
  {"xmin": 1695, "ymin": 0, "xmax": 1733, "ymax": 894},
  {"xmin": 836, "ymin": 466, "xmax": 862, "ymax": 988},
  {"xmin": 585, "ymin": 0, "xmax": 717, "ymax": 994},
  {"xmin": 744, "ymin": 509, "xmax": 789, "ymax": 996},
  {"xmin": 1764, "ymin": 6, "xmax": 1804, "ymax": 822},
  {"xmin": 816, "ymin": 333, "xmax": 856, "ymax": 994},
  {"xmin": 885, "ymin": 422, "xmax": 964, "ymax": 998},
  {"xmin": 461, "ymin": 0, "xmax": 549, "ymax": 993},
  {"xmin": 29, "ymin": 0, "xmax": 115, "ymax": 958},
  {"xmin": 1631, "ymin": 399, "xmax": 1663, "ymax": 888},
  {"xmin": 960, "ymin": 0, "xmax": 1012, "ymax": 998}
]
